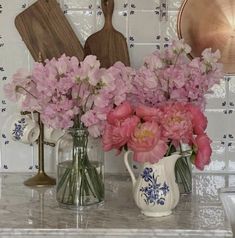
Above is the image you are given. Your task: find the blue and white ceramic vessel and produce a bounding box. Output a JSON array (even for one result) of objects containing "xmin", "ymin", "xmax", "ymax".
[{"xmin": 124, "ymin": 152, "xmax": 180, "ymax": 217}]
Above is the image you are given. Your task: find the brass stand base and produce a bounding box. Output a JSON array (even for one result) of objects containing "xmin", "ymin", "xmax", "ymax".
[{"xmin": 24, "ymin": 172, "xmax": 56, "ymax": 187}]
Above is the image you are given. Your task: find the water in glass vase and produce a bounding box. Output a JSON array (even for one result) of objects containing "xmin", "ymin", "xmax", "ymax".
[
  {"xmin": 57, "ymin": 160, "xmax": 104, "ymax": 209},
  {"xmin": 56, "ymin": 128, "xmax": 104, "ymax": 210}
]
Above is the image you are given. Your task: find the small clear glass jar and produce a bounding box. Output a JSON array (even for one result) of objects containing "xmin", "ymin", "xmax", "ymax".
[{"xmin": 56, "ymin": 127, "xmax": 104, "ymax": 210}]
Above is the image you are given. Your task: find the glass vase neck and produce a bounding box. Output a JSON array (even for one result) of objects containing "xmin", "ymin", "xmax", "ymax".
[{"xmin": 67, "ymin": 127, "xmax": 89, "ymax": 137}]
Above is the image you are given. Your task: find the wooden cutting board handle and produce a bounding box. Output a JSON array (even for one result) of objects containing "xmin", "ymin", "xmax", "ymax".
[
  {"xmin": 84, "ymin": 0, "xmax": 130, "ymax": 68},
  {"xmin": 102, "ymin": 0, "xmax": 114, "ymax": 30}
]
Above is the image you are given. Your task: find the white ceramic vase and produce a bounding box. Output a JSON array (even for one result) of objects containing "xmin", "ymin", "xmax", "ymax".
[{"xmin": 124, "ymin": 151, "xmax": 180, "ymax": 217}]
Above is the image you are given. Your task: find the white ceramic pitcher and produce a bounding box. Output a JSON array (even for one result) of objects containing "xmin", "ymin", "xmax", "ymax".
[{"xmin": 124, "ymin": 151, "xmax": 181, "ymax": 217}]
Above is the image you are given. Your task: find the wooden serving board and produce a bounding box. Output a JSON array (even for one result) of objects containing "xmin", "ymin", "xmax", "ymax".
[
  {"xmin": 84, "ymin": 0, "xmax": 130, "ymax": 68},
  {"xmin": 15, "ymin": 0, "xmax": 84, "ymax": 61}
]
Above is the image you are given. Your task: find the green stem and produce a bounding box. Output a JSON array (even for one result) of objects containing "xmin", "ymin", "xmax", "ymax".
[
  {"xmin": 175, "ymin": 156, "xmax": 192, "ymax": 193},
  {"xmin": 57, "ymin": 127, "xmax": 104, "ymax": 207},
  {"xmin": 166, "ymin": 142, "xmax": 173, "ymax": 156}
]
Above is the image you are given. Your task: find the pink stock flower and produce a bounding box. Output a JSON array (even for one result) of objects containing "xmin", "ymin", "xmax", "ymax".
[
  {"xmin": 4, "ymin": 83, "xmax": 19, "ymax": 102},
  {"xmin": 186, "ymin": 104, "xmax": 207, "ymax": 135},
  {"xmin": 202, "ymin": 48, "xmax": 221, "ymax": 65},
  {"xmin": 144, "ymin": 53, "xmax": 163, "ymax": 71},
  {"xmin": 81, "ymin": 110, "xmax": 99, "ymax": 127},
  {"xmin": 107, "ymin": 101, "xmax": 133, "ymax": 125},
  {"xmin": 128, "ymin": 121, "xmax": 168, "ymax": 163},
  {"xmin": 88, "ymin": 124, "xmax": 103, "ymax": 138},
  {"xmin": 193, "ymin": 134, "xmax": 212, "ymax": 170},
  {"xmin": 131, "ymin": 39, "xmax": 223, "ymax": 110},
  {"xmin": 4, "ymin": 69, "xmax": 32, "ymax": 101},
  {"xmin": 102, "ymin": 116, "xmax": 140, "ymax": 151}
]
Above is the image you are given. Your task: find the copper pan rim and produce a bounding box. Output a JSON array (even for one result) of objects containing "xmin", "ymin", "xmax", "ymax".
[
  {"xmin": 177, "ymin": 0, "xmax": 189, "ymax": 42},
  {"xmin": 177, "ymin": 0, "xmax": 196, "ymax": 61},
  {"xmin": 177, "ymin": 0, "xmax": 235, "ymax": 75}
]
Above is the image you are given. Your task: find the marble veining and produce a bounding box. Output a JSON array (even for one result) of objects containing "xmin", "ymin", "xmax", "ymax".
[{"xmin": 0, "ymin": 173, "xmax": 232, "ymax": 237}]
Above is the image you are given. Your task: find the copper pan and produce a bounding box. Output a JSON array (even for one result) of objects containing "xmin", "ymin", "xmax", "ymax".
[{"xmin": 177, "ymin": 0, "xmax": 235, "ymax": 74}]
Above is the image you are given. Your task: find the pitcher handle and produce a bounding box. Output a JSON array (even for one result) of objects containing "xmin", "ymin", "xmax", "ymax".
[{"xmin": 124, "ymin": 150, "xmax": 136, "ymax": 186}]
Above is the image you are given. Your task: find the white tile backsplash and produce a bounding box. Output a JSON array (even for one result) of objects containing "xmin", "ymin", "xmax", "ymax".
[
  {"xmin": 129, "ymin": 0, "xmax": 160, "ymax": 10},
  {"xmin": 167, "ymin": 0, "xmax": 183, "ymax": 10},
  {"xmin": 129, "ymin": 44, "xmax": 158, "ymax": 68},
  {"xmin": 65, "ymin": 10, "xmax": 96, "ymax": 44},
  {"xmin": 0, "ymin": 0, "xmax": 233, "ymax": 173},
  {"xmin": 129, "ymin": 11, "xmax": 160, "ymax": 43},
  {"xmin": 63, "ymin": 0, "xmax": 95, "ymax": 9},
  {"xmin": 205, "ymin": 80, "xmax": 226, "ymax": 110}
]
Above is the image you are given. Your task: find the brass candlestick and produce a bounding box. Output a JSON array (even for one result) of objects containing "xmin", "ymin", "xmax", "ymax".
[{"xmin": 24, "ymin": 113, "xmax": 56, "ymax": 187}]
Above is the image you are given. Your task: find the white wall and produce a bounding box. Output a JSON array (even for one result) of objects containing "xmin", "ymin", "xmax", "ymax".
[{"xmin": 0, "ymin": 0, "xmax": 234, "ymax": 173}]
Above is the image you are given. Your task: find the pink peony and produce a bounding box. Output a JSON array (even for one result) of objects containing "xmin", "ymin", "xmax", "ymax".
[
  {"xmin": 186, "ymin": 104, "xmax": 207, "ymax": 135},
  {"xmin": 193, "ymin": 134, "xmax": 212, "ymax": 170},
  {"xmin": 107, "ymin": 101, "xmax": 133, "ymax": 126},
  {"xmin": 102, "ymin": 115, "xmax": 140, "ymax": 151},
  {"xmin": 160, "ymin": 103, "xmax": 193, "ymax": 144},
  {"xmin": 128, "ymin": 121, "xmax": 168, "ymax": 163},
  {"xmin": 135, "ymin": 105, "xmax": 162, "ymax": 122}
]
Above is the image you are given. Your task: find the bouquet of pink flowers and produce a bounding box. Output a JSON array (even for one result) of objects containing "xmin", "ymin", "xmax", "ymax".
[
  {"xmin": 103, "ymin": 101, "xmax": 211, "ymax": 170},
  {"xmin": 101, "ymin": 39, "xmax": 223, "ymax": 192},
  {"xmin": 4, "ymin": 54, "xmax": 101, "ymax": 128},
  {"xmin": 4, "ymin": 39, "xmax": 223, "ymax": 196},
  {"xmin": 129, "ymin": 40, "xmax": 223, "ymax": 109},
  {"xmin": 4, "ymin": 53, "xmax": 134, "ymax": 207},
  {"xmin": 4, "ymin": 55, "xmax": 133, "ymax": 134}
]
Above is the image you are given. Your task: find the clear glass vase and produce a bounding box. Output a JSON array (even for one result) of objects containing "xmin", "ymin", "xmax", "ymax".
[{"xmin": 56, "ymin": 127, "xmax": 104, "ymax": 210}]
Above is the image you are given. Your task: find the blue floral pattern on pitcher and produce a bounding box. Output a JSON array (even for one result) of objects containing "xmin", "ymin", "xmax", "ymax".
[
  {"xmin": 140, "ymin": 167, "xmax": 169, "ymax": 205},
  {"xmin": 12, "ymin": 118, "xmax": 26, "ymax": 141}
]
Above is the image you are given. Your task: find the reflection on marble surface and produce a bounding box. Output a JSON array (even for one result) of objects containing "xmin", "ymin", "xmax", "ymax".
[
  {"xmin": 0, "ymin": 173, "xmax": 232, "ymax": 237},
  {"xmin": 193, "ymin": 174, "xmax": 226, "ymax": 203},
  {"xmin": 220, "ymin": 188, "xmax": 235, "ymax": 236}
]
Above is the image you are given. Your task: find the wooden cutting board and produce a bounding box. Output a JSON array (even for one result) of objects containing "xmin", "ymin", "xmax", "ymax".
[
  {"xmin": 15, "ymin": 0, "xmax": 84, "ymax": 61},
  {"xmin": 84, "ymin": 0, "xmax": 130, "ymax": 68}
]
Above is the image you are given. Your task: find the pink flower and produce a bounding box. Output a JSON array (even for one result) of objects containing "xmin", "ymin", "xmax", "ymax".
[
  {"xmin": 171, "ymin": 39, "xmax": 191, "ymax": 54},
  {"xmin": 88, "ymin": 124, "xmax": 102, "ymax": 138},
  {"xmin": 144, "ymin": 53, "xmax": 163, "ymax": 71},
  {"xmin": 193, "ymin": 134, "xmax": 212, "ymax": 170},
  {"xmin": 81, "ymin": 110, "xmax": 99, "ymax": 127},
  {"xmin": 4, "ymin": 69, "xmax": 31, "ymax": 101},
  {"xmin": 135, "ymin": 105, "xmax": 162, "ymax": 122},
  {"xmin": 128, "ymin": 121, "xmax": 168, "ymax": 163},
  {"xmin": 4, "ymin": 83, "xmax": 18, "ymax": 101},
  {"xmin": 107, "ymin": 101, "xmax": 133, "ymax": 125},
  {"xmin": 102, "ymin": 116, "xmax": 140, "ymax": 151},
  {"xmin": 202, "ymin": 48, "xmax": 221, "ymax": 65},
  {"xmin": 82, "ymin": 55, "xmax": 100, "ymax": 69},
  {"xmin": 186, "ymin": 104, "xmax": 207, "ymax": 135},
  {"xmin": 160, "ymin": 103, "xmax": 193, "ymax": 144},
  {"xmin": 163, "ymin": 66, "xmax": 187, "ymax": 89}
]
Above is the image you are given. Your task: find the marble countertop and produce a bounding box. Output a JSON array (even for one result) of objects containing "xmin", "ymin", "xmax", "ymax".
[{"xmin": 0, "ymin": 173, "xmax": 233, "ymax": 238}]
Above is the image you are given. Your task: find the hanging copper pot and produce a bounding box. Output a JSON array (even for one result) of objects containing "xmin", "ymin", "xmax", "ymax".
[{"xmin": 177, "ymin": 0, "xmax": 235, "ymax": 74}]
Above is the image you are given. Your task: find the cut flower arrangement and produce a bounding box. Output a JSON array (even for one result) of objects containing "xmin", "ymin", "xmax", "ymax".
[
  {"xmin": 99, "ymin": 40, "xmax": 223, "ymax": 193},
  {"xmin": 4, "ymin": 53, "xmax": 134, "ymax": 207},
  {"xmin": 103, "ymin": 100, "xmax": 211, "ymax": 170},
  {"xmin": 4, "ymin": 39, "xmax": 223, "ymax": 208}
]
